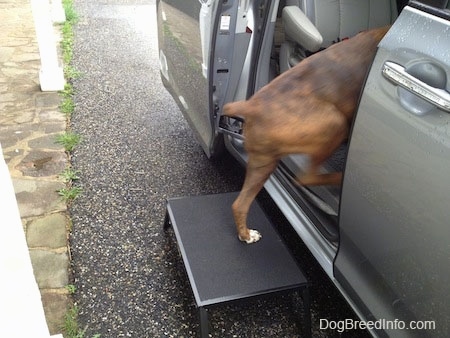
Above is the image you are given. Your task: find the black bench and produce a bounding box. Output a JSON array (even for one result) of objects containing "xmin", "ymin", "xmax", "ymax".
[{"xmin": 164, "ymin": 192, "xmax": 311, "ymax": 337}]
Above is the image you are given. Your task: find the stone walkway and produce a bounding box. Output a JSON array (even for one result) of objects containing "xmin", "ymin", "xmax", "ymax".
[{"xmin": 0, "ymin": 0, "xmax": 70, "ymax": 335}]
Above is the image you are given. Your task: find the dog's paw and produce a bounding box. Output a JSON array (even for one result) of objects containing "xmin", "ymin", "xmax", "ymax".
[{"xmin": 239, "ymin": 229, "xmax": 262, "ymax": 244}]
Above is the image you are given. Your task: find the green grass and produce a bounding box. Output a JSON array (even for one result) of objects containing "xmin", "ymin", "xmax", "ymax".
[
  {"xmin": 63, "ymin": 305, "xmax": 81, "ymax": 338},
  {"xmin": 55, "ymin": 132, "xmax": 81, "ymax": 152},
  {"xmin": 64, "ymin": 65, "xmax": 82, "ymax": 80},
  {"xmin": 61, "ymin": 97, "xmax": 75, "ymax": 116},
  {"xmin": 58, "ymin": 167, "xmax": 81, "ymax": 203},
  {"xmin": 61, "ymin": 0, "xmax": 79, "ymax": 65},
  {"xmin": 59, "ymin": 167, "xmax": 80, "ymax": 182},
  {"xmin": 60, "ymin": 0, "xmax": 80, "ymax": 119},
  {"xmin": 63, "ymin": 0, "xmax": 79, "ymax": 22},
  {"xmin": 62, "ymin": 83, "xmax": 74, "ymax": 97},
  {"xmin": 58, "ymin": 186, "xmax": 82, "ymax": 202},
  {"xmin": 64, "ymin": 304, "xmax": 101, "ymax": 338},
  {"xmin": 60, "ymin": 83, "xmax": 75, "ymax": 116},
  {"xmin": 59, "ymin": 0, "xmax": 77, "ymax": 67},
  {"xmin": 64, "ymin": 305, "xmax": 101, "ymax": 338},
  {"xmin": 66, "ymin": 284, "xmax": 77, "ymax": 295}
]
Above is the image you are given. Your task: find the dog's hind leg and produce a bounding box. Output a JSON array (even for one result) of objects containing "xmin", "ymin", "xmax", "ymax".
[
  {"xmin": 232, "ymin": 156, "xmax": 279, "ymax": 243},
  {"xmin": 295, "ymin": 140, "xmax": 346, "ymax": 186},
  {"xmin": 296, "ymin": 109, "xmax": 348, "ymax": 187},
  {"xmin": 294, "ymin": 147, "xmax": 345, "ymax": 186}
]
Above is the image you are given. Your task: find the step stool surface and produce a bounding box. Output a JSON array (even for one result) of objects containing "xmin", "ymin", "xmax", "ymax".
[{"xmin": 166, "ymin": 192, "xmax": 307, "ymax": 307}]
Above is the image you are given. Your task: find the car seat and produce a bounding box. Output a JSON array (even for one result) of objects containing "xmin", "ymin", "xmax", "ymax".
[{"xmin": 280, "ymin": 0, "xmax": 398, "ymax": 73}]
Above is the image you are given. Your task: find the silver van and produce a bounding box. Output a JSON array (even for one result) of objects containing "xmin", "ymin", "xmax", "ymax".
[{"xmin": 157, "ymin": 1, "xmax": 450, "ymax": 336}]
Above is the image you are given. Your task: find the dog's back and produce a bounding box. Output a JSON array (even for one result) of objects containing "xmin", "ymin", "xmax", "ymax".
[{"xmin": 225, "ymin": 26, "xmax": 389, "ymax": 122}]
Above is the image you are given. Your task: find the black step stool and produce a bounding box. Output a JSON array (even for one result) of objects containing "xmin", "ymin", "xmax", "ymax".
[{"xmin": 164, "ymin": 192, "xmax": 311, "ymax": 337}]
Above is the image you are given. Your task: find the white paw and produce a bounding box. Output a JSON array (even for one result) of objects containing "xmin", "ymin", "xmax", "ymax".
[{"xmin": 239, "ymin": 229, "xmax": 262, "ymax": 244}]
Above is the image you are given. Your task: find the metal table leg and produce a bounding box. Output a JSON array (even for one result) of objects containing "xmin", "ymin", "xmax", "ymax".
[
  {"xmin": 163, "ymin": 210, "xmax": 171, "ymax": 230},
  {"xmin": 199, "ymin": 307, "xmax": 209, "ymax": 338},
  {"xmin": 301, "ymin": 287, "xmax": 311, "ymax": 338}
]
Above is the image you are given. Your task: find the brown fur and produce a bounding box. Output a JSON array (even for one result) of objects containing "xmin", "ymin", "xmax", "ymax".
[{"xmin": 223, "ymin": 26, "xmax": 389, "ymax": 243}]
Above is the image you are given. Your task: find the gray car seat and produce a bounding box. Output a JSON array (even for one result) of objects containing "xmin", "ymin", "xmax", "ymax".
[{"xmin": 280, "ymin": 0, "xmax": 398, "ymax": 73}]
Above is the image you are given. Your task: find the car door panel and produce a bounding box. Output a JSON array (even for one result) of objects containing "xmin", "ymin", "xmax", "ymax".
[
  {"xmin": 336, "ymin": 3, "xmax": 450, "ymax": 336},
  {"xmin": 157, "ymin": 0, "xmax": 253, "ymax": 158},
  {"xmin": 157, "ymin": 0, "xmax": 219, "ymax": 157}
]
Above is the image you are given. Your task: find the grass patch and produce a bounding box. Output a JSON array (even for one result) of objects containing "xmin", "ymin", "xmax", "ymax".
[
  {"xmin": 62, "ymin": 83, "xmax": 74, "ymax": 97},
  {"xmin": 58, "ymin": 186, "xmax": 82, "ymax": 202},
  {"xmin": 60, "ymin": 167, "xmax": 80, "ymax": 182},
  {"xmin": 66, "ymin": 284, "xmax": 77, "ymax": 295},
  {"xmin": 60, "ymin": 0, "xmax": 80, "ymax": 119},
  {"xmin": 56, "ymin": 132, "xmax": 81, "ymax": 152},
  {"xmin": 63, "ymin": 305, "xmax": 81, "ymax": 338},
  {"xmin": 64, "ymin": 304, "xmax": 101, "ymax": 338},
  {"xmin": 60, "ymin": 83, "xmax": 75, "ymax": 116},
  {"xmin": 61, "ymin": 0, "xmax": 78, "ymax": 65},
  {"xmin": 64, "ymin": 65, "xmax": 82, "ymax": 80},
  {"xmin": 63, "ymin": 0, "xmax": 79, "ymax": 22},
  {"xmin": 61, "ymin": 97, "xmax": 75, "ymax": 116},
  {"xmin": 58, "ymin": 167, "xmax": 81, "ymax": 203}
]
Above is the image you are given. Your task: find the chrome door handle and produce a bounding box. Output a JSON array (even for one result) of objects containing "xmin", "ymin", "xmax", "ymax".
[{"xmin": 382, "ymin": 61, "xmax": 450, "ymax": 113}]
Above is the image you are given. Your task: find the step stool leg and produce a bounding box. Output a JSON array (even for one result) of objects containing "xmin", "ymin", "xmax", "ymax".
[
  {"xmin": 291, "ymin": 288, "xmax": 311, "ymax": 337},
  {"xmin": 199, "ymin": 307, "xmax": 209, "ymax": 338},
  {"xmin": 163, "ymin": 210, "xmax": 171, "ymax": 230},
  {"xmin": 301, "ymin": 288, "xmax": 311, "ymax": 338}
]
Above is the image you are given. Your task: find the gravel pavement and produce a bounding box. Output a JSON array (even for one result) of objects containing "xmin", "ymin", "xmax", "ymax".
[{"xmin": 69, "ymin": 1, "xmax": 369, "ymax": 337}]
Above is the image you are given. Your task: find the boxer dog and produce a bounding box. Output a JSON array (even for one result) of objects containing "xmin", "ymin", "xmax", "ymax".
[{"xmin": 223, "ymin": 26, "xmax": 389, "ymax": 243}]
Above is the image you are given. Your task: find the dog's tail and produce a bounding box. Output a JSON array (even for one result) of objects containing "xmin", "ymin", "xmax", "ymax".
[{"xmin": 223, "ymin": 101, "xmax": 250, "ymax": 119}]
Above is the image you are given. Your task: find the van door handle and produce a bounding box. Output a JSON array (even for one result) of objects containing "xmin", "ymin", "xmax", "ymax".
[{"xmin": 382, "ymin": 61, "xmax": 450, "ymax": 113}]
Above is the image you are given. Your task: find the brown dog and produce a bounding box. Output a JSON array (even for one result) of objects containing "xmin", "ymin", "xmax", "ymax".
[{"xmin": 223, "ymin": 26, "xmax": 389, "ymax": 243}]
